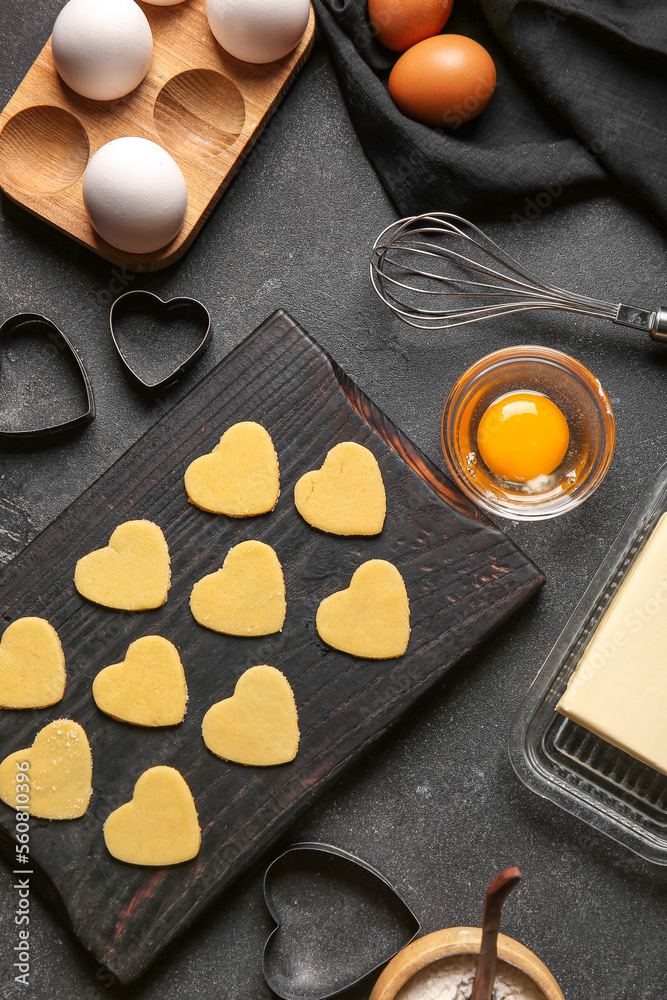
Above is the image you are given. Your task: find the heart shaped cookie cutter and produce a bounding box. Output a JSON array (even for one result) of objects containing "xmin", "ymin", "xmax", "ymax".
[
  {"xmin": 0, "ymin": 313, "xmax": 95, "ymax": 442},
  {"xmin": 109, "ymin": 290, "xmax": 211, "ymax": 392},
  {"xmin": 263, "ymin": 842, "xmax": 421, "ymax": 1000}
]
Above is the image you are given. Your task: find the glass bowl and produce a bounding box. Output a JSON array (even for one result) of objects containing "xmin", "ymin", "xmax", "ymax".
[
  {"xmin": 441, "ymin": 346, "xmax": 615, "ymax": 520},
  {"xmin": 369, "ymin": 927, "xmax": 565, "ymax": 1000}
]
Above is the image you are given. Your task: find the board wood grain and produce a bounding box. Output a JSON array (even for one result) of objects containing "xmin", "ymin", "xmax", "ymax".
[
  {"xmin": 0, "ymin": 311, "xmax": 545, "ymax": 982},
  {"xmin": 0, "ymin": 0, "xmax": 315, "ymax": 271}
]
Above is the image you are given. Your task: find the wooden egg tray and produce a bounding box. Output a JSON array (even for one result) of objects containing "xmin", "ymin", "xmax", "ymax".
[{"xmin": 0, "ymin": 0, "xmax": 315, "ymax": 271}]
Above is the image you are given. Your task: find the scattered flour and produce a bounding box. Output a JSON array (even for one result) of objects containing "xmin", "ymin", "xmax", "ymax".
[{"xmin": 395, "ymin": 954, "xmax": 546, "ymax": 1000}]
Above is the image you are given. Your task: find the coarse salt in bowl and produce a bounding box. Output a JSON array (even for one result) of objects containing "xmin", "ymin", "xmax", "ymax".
[{"xmin": 369, "ymin": 927, "xmax": 565, "ymax": 1000}]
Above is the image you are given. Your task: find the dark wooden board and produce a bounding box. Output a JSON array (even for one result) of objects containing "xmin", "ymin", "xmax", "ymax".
[{"xmin": 0, "ymin": 310, "xmax": 545, "ymax": 982}]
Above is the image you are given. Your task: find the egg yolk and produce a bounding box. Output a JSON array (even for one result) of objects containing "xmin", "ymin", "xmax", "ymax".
[{"xmin": 477, "ymin": 391, "xmax": 569, "ymax": 482}]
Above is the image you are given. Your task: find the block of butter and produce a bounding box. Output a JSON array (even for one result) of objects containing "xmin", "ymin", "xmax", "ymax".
[{"xmin": 557, "ymin": 512, "xmax": 667, "ymax": 776}]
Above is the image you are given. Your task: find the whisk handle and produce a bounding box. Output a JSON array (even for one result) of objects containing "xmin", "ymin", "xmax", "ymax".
[
  {"xmin": 613, "ymin": 303, "xmax": 655, "ymax": 332},
  {"xmin": 613, "ymin": 303, "xmax": 667, "ymax": 342},
  {"xmin": 650, "ymin": 307, "xmax": 667, "ymax": 344}
]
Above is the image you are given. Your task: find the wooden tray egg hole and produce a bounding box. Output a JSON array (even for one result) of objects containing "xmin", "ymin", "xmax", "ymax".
[{"xmin": 0, "ymin": 0, "xmax": 315, "ymax": 271}]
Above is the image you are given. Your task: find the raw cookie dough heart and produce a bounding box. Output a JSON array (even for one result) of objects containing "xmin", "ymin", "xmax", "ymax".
[
  {"xmin": 190, "ymin": 540, "xmax": 286, "ymax": 635},
  {"xmin": 184, "ymin": 421, "xmax": 280, "ymax": 516},
  {"xmin": 294, "ymin": 441, "xmax": 386, "ymax": 535},
  {"xmin": 0, "ymin": 617, "xmax": 66, "ymax": 709},
  {"xmin": 316, "ymin": 560, "xmax": 410, "ymax": 659},
  {"xmin": 202, "ymin": 665, "xmax": 299, "ymax": 766},
  {"xmin": 93, "ymin": 636, "xmax": 187, "ymax": 726},
  {"xmin": 0, "ymin": 719, "xmax": 92, "ymax": 819},
  {"xmin": 74, "ymin": 520, "xmax": 171, "ymax": 610},
  {"xmin": 103, "ymin": 765, "xmax": 201, "ymax": 866}
]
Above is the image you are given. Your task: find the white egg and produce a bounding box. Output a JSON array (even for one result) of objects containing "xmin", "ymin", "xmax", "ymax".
[
  {"xmin": 82, "ymin": 138, "xmax": 188, "ymax": 254},
  {"xmin": 206, "ymin": 0, "xmax": 310, "ymax": 64},
  {"xmin": 52, "ymin": 0, "xmax": 153, "ymax": 101}
]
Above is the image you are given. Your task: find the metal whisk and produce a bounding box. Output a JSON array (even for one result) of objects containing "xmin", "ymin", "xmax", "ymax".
[{"xmin": 370, "ymin": 212, "xmax": 667, "ymax": 342}]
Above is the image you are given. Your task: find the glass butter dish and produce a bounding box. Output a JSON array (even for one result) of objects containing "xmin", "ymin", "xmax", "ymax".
[{"xmin": 509, "ymin": 462, "xmax": 667, "ymax": 864}]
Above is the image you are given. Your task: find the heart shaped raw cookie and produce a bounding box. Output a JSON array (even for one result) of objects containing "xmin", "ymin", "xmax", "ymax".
[
  {"xmin": 93, "ymin": 636, "xmax": 187, "ymax": 726},
  {"xmin": 190, "ymin": 540, "xmax": 286, "ymax": 635},
  {"xmin": 184, "ymin": 421, "xmax": 279, "ymax": 515},
  {"xmin": 104, "ymin": 765, "xmax": 201, "ymax": 866},
  {"xmin": 294, "ymin": 442, "xmax": 386, "ymax": 535},
  {"xmin": 0, "ymin": 719, "xmax": 92, "ymax": 819},
  {"xmin": 316, "ymin": 560, "xmax": 410, "ymax": 659},
  {"xmin": 202, "ymin": 665, "xmax": 299, "ymax": 766},
  {"xmin": 0, "ymin": 617, "xmax": 66, "ymax": 709},
  {"xmin": 74, "ymin": 520, "xmax": 171, "ymax": 610}
]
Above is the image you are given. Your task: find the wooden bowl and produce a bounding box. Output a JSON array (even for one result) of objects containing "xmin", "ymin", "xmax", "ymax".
[{"xmin": 369, "ymin": 927, "xmax": 565, "ymax": 1000}]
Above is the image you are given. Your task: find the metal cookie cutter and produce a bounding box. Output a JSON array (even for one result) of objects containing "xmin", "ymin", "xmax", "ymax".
[
  {"xmin": 109, "ymin": 290, "xmax": 211, "ymax": 392},
  {"xmin": 0, "ymin": 313, "xmax": 95, "ymax": 442},
  {"xmin": 263, "ymin": 842, "xmax": 421, "ymax": 1000}
]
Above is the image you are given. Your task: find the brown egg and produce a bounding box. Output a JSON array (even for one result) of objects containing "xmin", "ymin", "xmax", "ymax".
[
  {"xmin": 369, "ymin": 0, "xmax": 453, "ymax": 53},
  {"xmin": 388, "ymin": 34, "xmax": 496, "ymax": 127}
]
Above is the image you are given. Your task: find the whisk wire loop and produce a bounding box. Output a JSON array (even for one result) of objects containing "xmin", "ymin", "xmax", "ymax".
[{"xmin": 370, "ymin": 212, "xmax": 646, "ymax": 333}]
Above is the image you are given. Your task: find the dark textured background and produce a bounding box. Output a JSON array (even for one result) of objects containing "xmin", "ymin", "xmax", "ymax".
[{"xmin": 1, "ymin": 2, "xmax": 666, "ymax": 998}]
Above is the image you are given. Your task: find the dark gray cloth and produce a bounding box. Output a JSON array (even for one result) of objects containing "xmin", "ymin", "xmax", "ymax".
[{"xmin": 312, "ymin": 0, "xmax": 667, "ymax": 222}]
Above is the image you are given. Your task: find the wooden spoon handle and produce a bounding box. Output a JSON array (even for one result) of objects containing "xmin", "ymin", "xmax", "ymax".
[{"xmin": 468, "ymin": 867, "xmax": 522, "ymax": 1000}]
